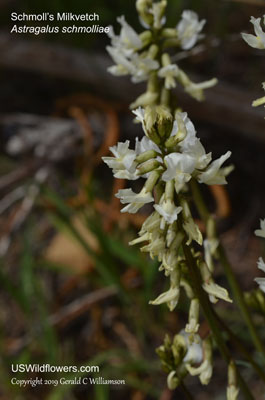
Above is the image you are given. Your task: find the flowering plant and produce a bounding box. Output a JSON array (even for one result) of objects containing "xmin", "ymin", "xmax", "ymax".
[{"xmin": 103, "ymin": 2, "xmax": 265, "ymax": 398}]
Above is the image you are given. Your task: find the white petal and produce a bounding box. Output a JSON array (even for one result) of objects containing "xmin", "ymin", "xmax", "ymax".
[
  {"xmin": 162, "ymin": 153, "xmax": 195, "ymax": 182},
  {"xmin": 255, "ymin": 218, "xmax": 265, "ymax": 238},
  {"xmin": 135, "ymin": 136, "xmax": 160, "ymax": 154},
  {"xmin": 257, "ymin": 257, "xmax": 265, "ymax": 273},
  {"xmin": 198, "ymin": 151, "xmax": 232, "ymax": 185},
  {"xmin": 117, "ymin": 15, "xmax": 142, "ymax": 50},
  {"xmin": 255, "ymin": 277, "xmax": 265, "ymax": 293},
  {"xmin": 149, "ymin": 286, "xmax": 180, "ymax": 308},
  {"xmin": 241, "ymin": 33, "xmax": 264, "ymax": 49},
  {"xmin": 202, "ymin": 282, "xmax": 232, "ymax": 303},
  {"xmin": 154, "ymin": 201, "xmax": 182, "ymax": 225},
  {"xmin": 132, "ymin": 107, "xmax": 145, "ymax": 123}
]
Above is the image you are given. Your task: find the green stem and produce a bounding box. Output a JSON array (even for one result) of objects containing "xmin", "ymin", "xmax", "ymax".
[
  {"xmin": 218, "ymin": 245, "xmax": 265, "ymax": 358},
  {"xmin": 190, "ymin": 179, "xmax": 210, "ymax": 222},
  {"xmin": 182, "ymin": 242, "xmax": 255, "ymax": 400},
  {"xmin": 190, "ymin": 179, "xmax": 265, "ymax": 359}
]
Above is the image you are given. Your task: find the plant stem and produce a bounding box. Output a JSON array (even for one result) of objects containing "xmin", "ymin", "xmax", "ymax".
[
  {"xmin": 218, "ymin": 245, "xmax": 265, "ymax": 358},
  {"xmin": 182, "ymin": 242, "xmax": 255, "ymax": 400},
  {"xmin": 190, "ymin": 179, "xmax": 265, "ymax": 359}
]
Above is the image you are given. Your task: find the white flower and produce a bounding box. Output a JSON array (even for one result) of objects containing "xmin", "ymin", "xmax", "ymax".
[
  {"xmin": 255, "ymin": 277, "xmax": 265, "ymax": 293},
  {"xmin": 107, "ymin": 46, "xmax": 159, "ymax": 82},
  {"xmin": 139, "ymin": 211, "xmax": 161, "ymax": 235},
  {"xmin": 184, "ymin": 138, "xmax": 210, "ymax": 170},
  {"xmin": 184, "ymin": 336, "xmax": 213, "ymax": 385},
  {"xmin": 198, "ymin": 151, "xmax": 232, "ymax": 185},
  {"xmin": 149, "ymin": 286, "xmax": 180, "ymax": 308},
  {"xmin": 176, "ymin": 10, "xmax": 206, "ymax": 50},
  {"xmin": 257, "ymin": 257, "xmax": 265, "ymax": 272},
  {"xmin": 181, "ymin": 198, "xmax": 203, "ymax": 245},
  {"xmin": 186, "ymin": 359, "xmax": 212, "ymax": 385},
  {"xmin": 150, "ymin": 1, "xmax": 167, "ymax": 29},
  {"xmin": 102, "ymin": 140, "xmax": 138, "ymax": 180},
  {"xmin": 132, "ymin": 106, "xmax": 145, "ymax": 124},
  {"xmin": 154, "ymin": 195, "xmax": 182, "ymax": 229},
  {"xmin": 130, "ymin": 53, "xmax": 160, "ymax": 83},
  {"xmin": 158, "ymin": 64, "xmax": 179, "ymax": 89},
  {"xmin": 254, "ymin": 256, "xmax": 265, "ymax": 293},
  {"xmin": 108, "ymin": 52, "xmax": 158, "ymax": 83},
  {"xmin": 175, "ymin": 112, "xmax": 211, "ymax": 170},
  {"xmin": 108, "ymin": 15, "xmax": 142, "ymax": 56},
  {"xmin": 149, "ymin": 267, "xmax": 181, "ymax": 311},
  {"xmin": 135, "ymin": 134, "xmax": 160, "ymax": 154},
  {"xmin": 162, "ymin": 248, "xmax": 178, "ymax": 273},
  {"xmin": 185, "ymin": 298, "xmax": 199, "ymax": 333},
  {"xmin": 241, "ymin": 16, "xmax": 265, "ymax": 50},
  {"xmin": 184, "ymin": 219, "xmax": 203, "ymax": 245},
  {"xmin": 167, "ymin": 371, "xmax": 179, "ymax": 391},
  {"xmin": 227, "ymin": 386, "xmax": 239, "ymax": 400},
  {"xmin": 178, "ymin": 112, "xmax": 196, "ymax": 145},
  {"xmin": 141, "ymin": 230, "xmax": 166, "ymax": 260},
  {"xmin": 107, "ymin": 46, "xmax": 136, "ymax": 77},
  {"xmin": 227, "ymin": 362, "xmax": 239, "ymax": 400},
  {"xmin": 203, "ymin": 282, "xmax": 232, "ymax": 303},
  {"xmin": 204, "ymin": 238, "xmax": 219, "ymax": 272},
  {"xmin": 184, "ymin": 78, "xmax": 218, "ymax": 101},
  {"xmin": 255, "ymin": 219, "xmax": 265, "ymax": 238},
  {"xmin": 182, "ymin": 331, "xmax": 203, "ymax": 365},
  {"xmin": 138, "ymin": 0, "xmax": 167, "ymax": 30},
  {"xmin": 133, "ymin": 106, "xmax": 173, "ymax": 143},
  {"xmin": 162, "ymin": 153, "xmax": 195, "ymax": 191},
  {"xmin": 115, "ymin": 187, "xmax": 154, "ymax": 213}
]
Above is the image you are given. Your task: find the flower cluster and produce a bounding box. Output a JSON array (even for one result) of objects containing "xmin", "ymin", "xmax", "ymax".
[
  {"xmin": 254, "ymin": 219, "xmax": 265, "ymax": 293},
  {"xmin": 107, "ymin": 4, "xmax": 217, "ymax": 108},
  {"xmin": 104, "ymin": 0, "xmax": 234, "ymax": 393},
  {"xmin": 103, "ymin": 107, "xmax": 232, "ymax": 313},
  {"xmin": 157, "ymin": 330, "xmax": 213, "ymax": 389},
  {"xmin": 103, "ymin": 108, "xmax": 232, "ymax": 202},
  {"xmin": 242, "ymin": 16, "xmax": 265, "ymax": 109}
]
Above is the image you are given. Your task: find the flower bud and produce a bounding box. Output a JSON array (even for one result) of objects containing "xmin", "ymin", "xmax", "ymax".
[
  {"xmin": 227, "ymin": 361, "xmax": 239, "ymax": 400},
  {"xmin": 161, "ymin": 52, "xmax": 171, "ymax": 67},
  {"xmin": 144, "ymin": 105, "xmax": 173, "ymax": 143},
  {"xmin": 136, "ymin": 0, "xmax": 167, "ymax": 30},
  {"xmin": 206, "ymin": 217, "xmax": 216, "ymax": 239},
  {"xmin": 135, "ymin": 150, "xmax": 158, "ymax": 164},
  {"xmin": 162, "ymin": 28, "xmax": 178, "ymax": 38},
  {"xmin": 252, "ymin": 95, "xmax": 265, "ymax": 107},
  {"xmin": 164, "ymin": 130, "xmax": 186, "ymax": 149},
  {"xmin": 136, "ymin": 159, "xmax": 160, "ymax": 175},
  {"xmin": 136, "ymin": 0, "xmax": 153, "ymax": 27},
  {"xmin": 172, "ymin": 333, "xmax": 187, "ymax": 364},
  {"xmin": 144, "ymin": 169, "xmax": 161, "ymax": 192},
  {"xmin": 148, "ymin": 44, "xmax": 159, "ymax": 60},
  {"xmin": 185, "ymin": 298, "xmax": 200, "ymax": 334},
  {"xmin": 139, "ymin": 30, "xmax": 153, "ymax": 47},
  {"xmin": 167, "ymin": 371, "xmax": 180, "ymax": 390},
  {"xmin": 165, "ymin": 180, "xmax": 175, "ymax": 200}
]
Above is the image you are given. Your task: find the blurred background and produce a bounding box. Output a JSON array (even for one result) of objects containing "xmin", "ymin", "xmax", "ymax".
[{"xmin": 0, "ymin": 0, "xmax": 265, "ymax": 399}]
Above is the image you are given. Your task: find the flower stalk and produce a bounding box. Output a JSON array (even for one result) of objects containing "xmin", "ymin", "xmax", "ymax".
[{"xmin": 103, "ymin": 1, "xmax": 265, "ymax": 396}]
